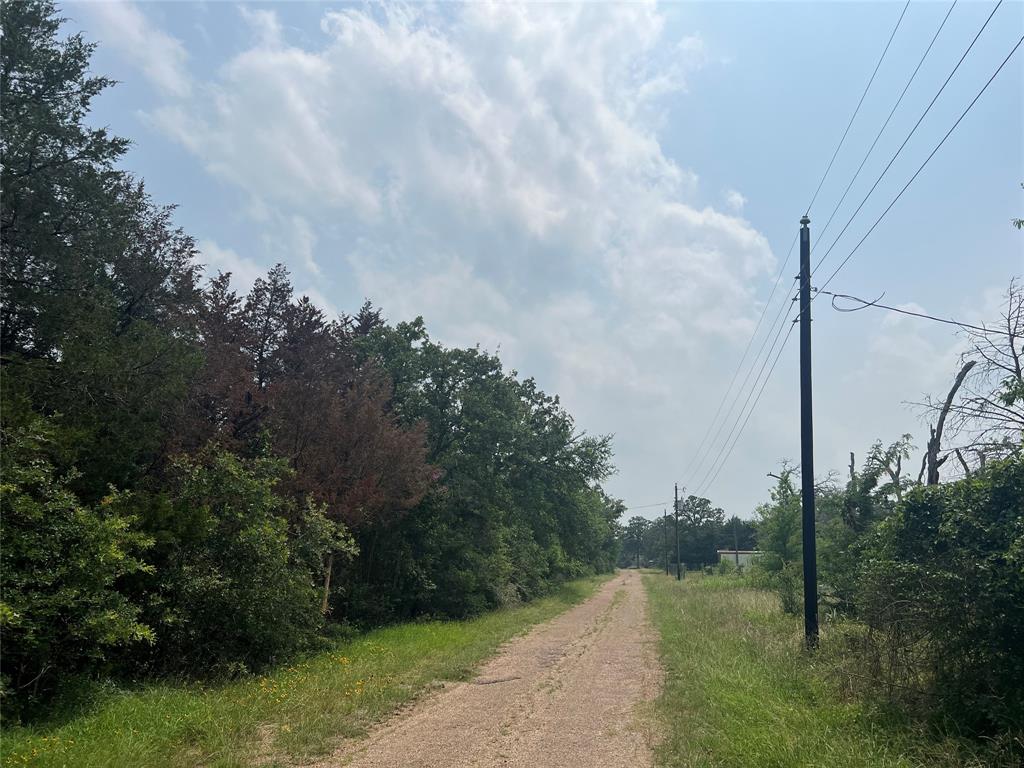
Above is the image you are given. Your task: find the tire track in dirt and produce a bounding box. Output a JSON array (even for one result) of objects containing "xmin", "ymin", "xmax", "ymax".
[{"xmin": 323, "ymin": 570, "xmax": 660, "ymax": 768}]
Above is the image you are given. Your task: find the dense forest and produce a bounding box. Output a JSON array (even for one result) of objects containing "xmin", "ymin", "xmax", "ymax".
[{"xmin": 0, "ymin": 1, "xmax": 622, "ymax": 718}]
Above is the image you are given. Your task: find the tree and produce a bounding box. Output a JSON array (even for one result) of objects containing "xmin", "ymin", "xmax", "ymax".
[
  {"xmin": 676, "ymin": 494, "xmax": 725, "ymax": 568},
  {"xmin": 752, "ymin": 466, "xmax": 803, "ymax": 612},
  {"xmin": 0, "ymin": 417, "xmax": 153, "ymax": 712},
  {"xmin": 920, "ymin": 361, "xmax": 977, "ymax": 485},
  {"xmin": 843, "ymin": 435, "xmax": 914, "ymax": 533},
  {"xmin": 178, "ymin": 268, "xmax": 435, "ymax": 615},
  {"xmin": 129, "ymin": 446, "xmax": 352, "ymax": 672},
  {"xmin": 715, "ymin": 515, "xmax": 757, "ymax": 555},
  {"xmin": 623, "ymin": 517, "xmax": 650, "ymax": 567},
  {"xmin": 918, "ymin": 279, "xmax": 1024, "ymax": 477},
  {"xmin": 349, "ymin": 319, "xmax": 621, "ymax": 620},
  {"xmin": 1, "ymin": 0, "xmax": 203, "ymax": 501}
]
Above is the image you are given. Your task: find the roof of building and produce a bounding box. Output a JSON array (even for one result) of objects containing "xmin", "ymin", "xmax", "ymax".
[{"xmin": 716, "ymin": 550, "xmax": 761, "ymax": 554}]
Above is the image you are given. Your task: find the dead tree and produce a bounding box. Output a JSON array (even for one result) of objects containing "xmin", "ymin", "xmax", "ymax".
[{"xmin": 918, "ymin": 361, "xmax": 977, "ymax": 485}]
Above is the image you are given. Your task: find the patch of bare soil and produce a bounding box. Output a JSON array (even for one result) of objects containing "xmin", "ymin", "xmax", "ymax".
[{"xmin": 322, "ymin": 569, "xmax": 660, "ymax": 768}]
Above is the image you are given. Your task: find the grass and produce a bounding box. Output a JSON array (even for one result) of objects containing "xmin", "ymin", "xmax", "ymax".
[
  {"xmin": 1, "ymin": 575, "xmax": 609, "ymax": 768},
  {"xmin": 642, "ymin": 572, "xmax": 1005, "ymax": 768}
]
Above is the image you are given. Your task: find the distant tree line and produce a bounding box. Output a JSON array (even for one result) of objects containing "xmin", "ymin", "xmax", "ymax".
[
  {"xmin": 617, "ymin": 507, "xmax": 756, "ymax": 571},
  {"xmin": 0, "ymin": 1, "xmax": 622, "ymax": 719}
]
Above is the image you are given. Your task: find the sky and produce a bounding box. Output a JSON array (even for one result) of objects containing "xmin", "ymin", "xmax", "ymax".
[{"xmin": 66, "ymin": 0, "xmax": 1023, "ymax": 520}]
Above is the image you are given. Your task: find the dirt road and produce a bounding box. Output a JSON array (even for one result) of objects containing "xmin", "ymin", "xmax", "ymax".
[{"xmin": 331, "ymin": 570, "xmax": 660, "ymax": 767}]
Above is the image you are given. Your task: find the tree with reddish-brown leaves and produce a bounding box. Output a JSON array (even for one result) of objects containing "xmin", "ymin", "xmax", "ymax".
[{"xmin": 182, "ymin": 265, "xmax": 434, "ymax": 613}]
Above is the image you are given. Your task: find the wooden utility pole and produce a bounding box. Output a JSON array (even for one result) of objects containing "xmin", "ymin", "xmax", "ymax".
[
  {"xmin": 798, "ymin": 214, "xmax": 819, "ymax": 648},
  {"xmin": 733, "ymin": 516, "xmax": 739, "ymax": 566},
  {"xmin": 674, "ymin": 483, "xmax": 682, "ymax": 580}
]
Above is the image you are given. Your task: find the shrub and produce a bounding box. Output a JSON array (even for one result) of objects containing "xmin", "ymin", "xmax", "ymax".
[
  {"xmin": 858, "ymin": 456, "xmax": 1024, "ymax": 733},
  {"xmin": 0, "ymin": 419, "xmax": 152, "ymax": 717},
  {"xmin": 131, "ymin": 446, "xmax": 350, "ymax": 674}
]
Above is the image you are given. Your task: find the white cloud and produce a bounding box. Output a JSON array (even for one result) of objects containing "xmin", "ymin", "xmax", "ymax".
[
  {"xmin": 198, "ymin": 239, "xmax": 265, "ymax": 293},
  {"xmin": 725, "ymin": 189, "xmax": 747, "ymax": 212},
  {"xmin": 152, "ymin": 3, "xmax": 770, "ymax": 339},
  {"xmin": 81, "ymin": 1, "xmax": 191, "ymax": 97},
  {"xmin": 257, "ymin": 214, "xmax": 321, "ymax": 277},
  {"xmin": 145, "ymin": 2, "xmax": 792, "ymax": 513}
]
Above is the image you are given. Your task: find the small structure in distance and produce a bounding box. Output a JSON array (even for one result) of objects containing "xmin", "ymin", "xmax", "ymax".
[{"xmin": 716, "ymin": 550, "xmax": 761, "ymax": 568}]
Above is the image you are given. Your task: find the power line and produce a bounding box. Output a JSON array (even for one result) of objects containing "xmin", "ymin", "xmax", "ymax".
[
  {"xmin": 693, "ymin": 293, "xmax": 798, "ymax": 497},
  {"xmin": 820, "ymin": 289, "xmax": 1004, "ymax": 335},
  {"xmin": 813, "ymin": 0, "xmax": 958, "ymax": 255},
  {"xmin": 624, "ymin": 501, "xmax": 671, "ymax": 512},
  {"xmin": 686, "ymin": 282, "xmax": 797, "ymax": 488},
  {"xmin": 679, "ymin": 237, "xmax": 797, "ymax": 487},
  {"xmin": 805, "ymin": 0, "xmax": 911, "ymax": 215},
  {"xmin": 685, "ymin": 1, "xmax": 1011, "ymax": 502},
  {"xmin": 816, "ymin": 30, "xmax": 1024, "ymax": 294},
  {"xmin": 812, "ymin": 0, "xmax": 1005, "ymax": 276},
  {"xmin": 681, "ymin": 235, "xmax": 798, "ymax": 487},
  {"xmin": 683, "ymin": 4, "xmax": 911, "ymax": 491},
  {"xmin": 697, "ymin": 321, "xmax": 799, "ymax": 498}
]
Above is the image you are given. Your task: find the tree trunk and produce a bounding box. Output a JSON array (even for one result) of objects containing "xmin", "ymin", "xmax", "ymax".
[
  {"xmin": 321, "ymin": 551, "xmax": 335, "ymax": 615},
  {"xmin": 925, "ymin": 361, "xmax": 976, "ymax": 485}
]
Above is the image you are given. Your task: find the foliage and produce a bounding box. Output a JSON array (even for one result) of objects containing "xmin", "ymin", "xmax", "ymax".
[
  {"xmin": 644, "ymin": 574, "xmax": 1018, "ymax": 768},
  {"xmin": 857, "ymin": 457, "xmax": 1024, "ymax": 733},
  {"xmin": 126, "ymin": 447, "xmax": 354, "ymax": 674},
  {"xmin": 750, "ymin": 466, "xmax": 805, "ymax": 613},
  {"xmin": 621, "ymin": 516, "xmax": 649, "ymax": 567},
  {"xmin": 348, "ymin": 319, "xmax": 621, "ymax": 621},
  {"xmin": 0, "ymin": 418, "xmax": 153, "ymax": 715},
  {"xmin": 676, "ymin": 494, "xmax": 725, "ymax": 569},
  {"xmin": 1, "ymin": 1, "xmax": 202, "ymax": 502},
  {"xmin": 0, "ymin": 576, "xmax": 608, "ymax": 767},
  {"xmin": 0, "ymin": 0, "xmax": 623, "ymax": 720},
  {"xmin": 616, "ymin": 508, "xmax": 757, "ymax": 572}
]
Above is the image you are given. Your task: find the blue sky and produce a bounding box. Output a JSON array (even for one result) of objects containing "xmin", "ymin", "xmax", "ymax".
[{"xmin": 68, "ymin": 0, "xmax": 1023, "ymax": 519}]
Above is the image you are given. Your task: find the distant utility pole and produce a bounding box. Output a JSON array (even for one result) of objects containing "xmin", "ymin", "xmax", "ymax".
[
  {"xmin": 674, "ymin": 483, "xmax": 682, "ymax": 580},
  {"xmin": 798, "ymin": 214, "xmax": 819, "ymax": 648},
  {"xmin": 663, "ymin": 509, "xmax": 670, "ymax": 575},
  {"xmin": 733, "ymin": 516, "xmax": 739, "ymax": 566}
]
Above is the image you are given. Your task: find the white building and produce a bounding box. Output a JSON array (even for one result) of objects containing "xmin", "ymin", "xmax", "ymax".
[{"xmin": 716, "ymin": 550, "xmax": 761, "ymax": 568}]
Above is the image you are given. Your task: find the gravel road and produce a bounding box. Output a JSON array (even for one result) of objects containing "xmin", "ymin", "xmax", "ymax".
[{"xmin": 330, "ymin": 569, "xmax": 660, "ymax": 767}]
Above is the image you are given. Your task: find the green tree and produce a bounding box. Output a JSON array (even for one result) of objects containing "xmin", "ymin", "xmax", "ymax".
[
  {"xmin": 622, "ymin": 516, "xmax": 650, "ymax": 567},
  {"xmin": 1, "ymin": 0, "xmax": 202, "ymax": 501},
  {"xmin": 0, "ymin": 417, "xmax": 153, "ymax": 714},
  {"xmin": 350, "ymin": 319, "xmax": 620, "ymax": 620},
  {"xmin": 130, "ymin": 446, "xmax": 353, "ymax": 673},
  {"xmin": 753, "ymin": 466, "xmax": 803, "ymax": 613},
  {"xmin": 755, "ymin": 466, "xmax": 802, "ymax": 567},
  {"xmin": 676, "ymin": 494, "xmax": 725, "ymax": 568}
]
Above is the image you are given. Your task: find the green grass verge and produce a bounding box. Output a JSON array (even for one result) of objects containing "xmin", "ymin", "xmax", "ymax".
[
  {"xmin": 642, "ymin": 573, "xmax": 1002, "ymax": 768},
  {"xmin": 1, "ymin": 575, "xmax": 609, "ymax": 768}
]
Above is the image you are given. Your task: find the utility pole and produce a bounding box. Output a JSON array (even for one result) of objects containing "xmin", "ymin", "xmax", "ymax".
[
  {"xmin": 663, "ymin": 509, "xmax": 670, "ymax": 575},
  {"xmin": 798, "ymin": 214, "xmax": 819, "ymax": 648},
  {"xmin": 674, "ymin": 483, "xmax": 682, "ymax": 580},
  {"xmin": 733, "ymin": 516, "xmax": 739, "ymax": 566}
]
